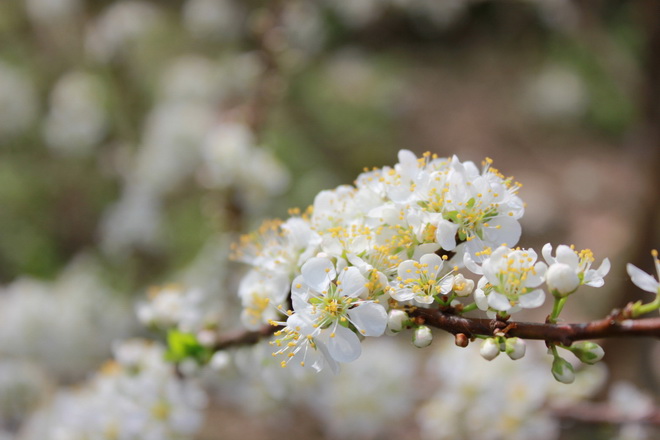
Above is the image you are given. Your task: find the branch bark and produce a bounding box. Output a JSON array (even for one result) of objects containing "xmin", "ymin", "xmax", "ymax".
[
  {"xmin": 407, "ymin": 307, "xmax": 660, "ymax": 346},
  {"xmin": 213, "ymin": 307, "xmax": 660, "ymax": 351}
]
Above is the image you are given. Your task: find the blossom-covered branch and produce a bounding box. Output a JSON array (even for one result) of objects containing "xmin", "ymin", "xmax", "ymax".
[{"xmin": 144, "ymin": 150, "xmax": 660, "ymax": 382}]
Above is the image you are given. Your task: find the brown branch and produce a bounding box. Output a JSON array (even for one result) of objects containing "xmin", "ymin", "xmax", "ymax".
[
  {"xmin": 551, "ymin": 403, "xmax": 660, "ymax": 426},
  {"xmin": 211, "ymin": 307, "xmax": 660, "ymax": 352},
  {"xmin": 213, "ymin": 324, "xmax": 281, "ymax": 351},
  {"xmin": 408, "ymin": 307, "xmax": 660, "ymax": 346}
]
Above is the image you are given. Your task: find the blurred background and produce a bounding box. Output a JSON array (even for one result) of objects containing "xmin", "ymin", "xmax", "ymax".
[{"xmin": 0, "ymin": 0, "xmax": 658, "ymax": 439}]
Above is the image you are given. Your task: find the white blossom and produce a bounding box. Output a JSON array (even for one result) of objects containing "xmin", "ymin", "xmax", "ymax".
[
  {"xmin": 272, "ymin": 257, "xmax": 387, "ymax": 370},
  {"xmin": 542, "ymin": 243, "xmax": 610, "ymax": 295},
  {"xmin": 391, "ymin": 253, "xmax": 454, "ymax": 305},
  {"xmin": 473, "ymin": 245, "xmax": 547, "ymax": 316}
]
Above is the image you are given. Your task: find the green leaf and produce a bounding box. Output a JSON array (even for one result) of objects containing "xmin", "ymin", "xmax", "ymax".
[{"xmin": 165, "ymin": 329, "xmax": 212, "ymax": 363}]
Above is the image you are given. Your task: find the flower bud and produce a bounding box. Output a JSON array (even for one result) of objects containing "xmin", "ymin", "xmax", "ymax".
[
  {"xmin": 546, "ymin": 263, "xmax": 580, "ymax": 297},
  {"xmin": 452, "ymin": 274, "xmax": 475, "ymax": 297},
  {"xmin": 569, "ymin": 341, "xmax": 604, "ymax": 365},
  {"xmin": 413, "ymin": 326, "xmax": 432, "ymax": 348},
  {"xmin": 505, "ymin": 337, "xmax": 526, "ymax": 360},
  {"xmin": 480, "ymin": 338, "xmax": 500, "ymax": 361},
  {"xmin": 387, "ymin": 309, "xmax": 408, "ymax": 333},
  {"xmin": 551, "ymin": 356, "xmax": 575, "ymax": 384}
]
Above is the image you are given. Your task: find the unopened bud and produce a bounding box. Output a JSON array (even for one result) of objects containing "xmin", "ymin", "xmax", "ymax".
[
  {"xmin": 551, "ymin": 356, "xmax": 575, "ymax": 384},
  {"xmin": 546, "ymin": 263, "xmax": 580, "ymax": 297},
  {"xmin": 387, "ymin": 309, "xmax": 408, "ymax": 333},
  {"xmin": 452, "ymin": 274, "xmax": 475, "ymax": 297},
  {"xmin": 413, "ymin": 326, "xmax": 432, "ymax": 348},
  {"xmin": 569, "ymin": 341, "xmax": 604, "ymax": 365},
  {"xmin": 455, "ymin": 333, "xmax": 469, "ymax": 347},
  {"xmin": 505, "ymin": 337, "xmax": 526, "ymax": 360},
  {"xmin": 480, "ymin": 338, "xmax": 500, "ymax": 361}
]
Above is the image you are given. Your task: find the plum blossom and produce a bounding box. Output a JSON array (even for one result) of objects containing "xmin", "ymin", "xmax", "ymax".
[
  {"xmin": 471, "ymin": 246, "xmax": 547, "ymax": 316},
  {"xmin": 391, "ymin": 253, "xmax": 454, "ymax": 305},
  {"xmin": 271, "ymin": 257, "xmax": 387, "ymax": 371},
  {"xmin": 542, "ymin": 243, "xmax": 610, "ymax": 296}
]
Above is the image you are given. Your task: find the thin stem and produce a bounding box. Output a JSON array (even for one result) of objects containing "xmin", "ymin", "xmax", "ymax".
[
  {"xmin": 549, "ymin": 296, "xmax": 567, "ymax": 323},
  {"xmin": 459, "ymin": 303, "xmax": 479, "ymax": 314},
  {"xmin": 633, "ymin": 296, "xmax": 660, "ymax": 317}
]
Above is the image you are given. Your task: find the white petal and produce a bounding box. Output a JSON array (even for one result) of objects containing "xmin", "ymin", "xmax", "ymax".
[
  {"xmin": 463, "ymin": 252, "xmax": 483, "ymax": 275},
  {"xmin": 414, "ymin": 294, "xmax": 435, "ymax": 305},
  {"xmin": 337, "ymin": 267, "xmax": 368, "ymax": 298},
  {"xmin": 412, "ymin": 243, "xmax": 441, "ymax": 260},
  {"xmin": 314, "ymin": 339, "xmax": 339, "ymax": 374},
  {"xmin": 348, "ymin": 302, "xmax": 387, "ymax": 337},
  {"xmin": 438, "ymin": 275, "xmax": 455, "ymax": 295},
  {"xmin": 397, "ymin": 260, "xmax": 418, "ymax": 280},
  {"xmin": 397, "ymin": 149, "xmax": 419, "ymax": 177},
  {"xmin": 291, "ymin": 291, "xmax": 310, "ymax": 313},
  {"xmin": 627, "ymin": 264, "xmax": 659, "ymax": 293},
  {"xmin": 542, "ymin": 243, "xmax": 555, "ymax": 265},
  {"xmin": 556, "ymin": 245, "xmax": 579, "ymax": 268},
  {"xmin": 328, "ymin": 325, "xmax": 361, "ymax": 363},
  {"xmin": 484, "ymin": 216, "xmax": 521, "ymax": 248},
  {"xmin": 436, "ymin": 219, "xmax": 459, "ymax": 251},
  {"xmin": 526, "ymin": 262, "xmax": 548, "ymax": 288},
  {"xmin": 519, "ymin": 289, "xmax": 545, "ymax": 309},
  {"xmin": 390, "ymin": 287, "xmax": 415, "ymax": 302},
  {"xmin": 420, "ymin": 253, "xmax": 444, "ymax": 278},
  {"xmin": 487, "ymin": 291, "xmax": 511, "ymax": 311},
  {"xmin": 595, "ymin": 258, "xmax": 611, "ymax": 278},
  {"xmin": 474, "ymin": 287, "xmax": 489, "ymax": 310},
  {"xmin": 301, "ymin": 257, "xmax": 335, "ymax": 292},
  {"xmin": 286, "ymin": 313, "xmax": 315, "ymax": 334},
  {"xmin": 291, "ymin": 275, "xmax": 308, "ymax": 297}
]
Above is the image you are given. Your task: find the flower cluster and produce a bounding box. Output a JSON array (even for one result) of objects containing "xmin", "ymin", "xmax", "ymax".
[
  {"xmin": 233, "ymin": 150, "xmax": 530, "ymax": 370},
  {"xmin": 227, "ymin": 150, "xmax": 625, "ymax": 376}
]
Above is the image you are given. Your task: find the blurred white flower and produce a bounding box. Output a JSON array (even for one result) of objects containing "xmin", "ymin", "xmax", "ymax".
[
  {"xmin": 309, "ymin": 338, "xmax": 419, "ymax": 439},
  {"xmin": 0, "ymin": 360, "xmax": 51, "ymax": 430},
  {"xmin": 182, "ymin": 0, "xmax": 244, "ymax": 42},
  {"xmin": 0, "ymin": 62, "xmax": 38, "ymax": 140},
  {"xmin": 22, "ymin": 340, "xmax": 207, "ymax": 440},
  {"xmin": 0, "ymin": 257, "xmax": 134, "ymax": 380},
  {"xmin": 100, "ymin": 182, "xmax": 163, "ymax": 256},
  {"xmin": 85, "ymin": 1, "xmax": 162, "ymax": 63},
  {"xmin": 523, "ymin": 65, "xmax": 588, "ymax": 123},
  {"xmin": 43, "ymin": 70, "xmax": 108, "ymax": 156},
  {"xmin": 419, "ymin": 341, "xmax": 603, "ymax": 440},
  {"xmin": 135, "ymin": 102, "xmax": 216, "ymax": 195},
  {"xmin": 159, "ymin": 55, "xmax": 222, "ymax": 105},
  {"xmin": 24, "ymin": 0, "xmax": 82, "ymax": 25},
  {"xmin": 138, "ymin": 285, "xmax": 220, "ymax": 334}
]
